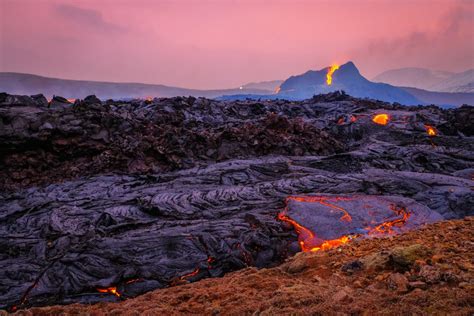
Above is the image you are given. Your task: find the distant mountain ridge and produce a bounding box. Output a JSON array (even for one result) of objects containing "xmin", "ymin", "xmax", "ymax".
[
  {"xmin": 221, "ymin": 62, "xmax": 474, "ymax": 107},
  {"xmin": 242, "ymin": 80, "xmax": 283, "ymax": 92},
  {"xmin": 373, "ymin": 67, "xmax": 474, "ymax": 93},
  {"xmin": 429, "ymin": 69, "xmax": 474, "ymax": 93},
  {"xmin": 0, "ymin": 72, "xmax": 273, "ymax": 100},
  {"xmin": 2, "ymin": 64, "xmax": 473, "ymax": 107}
]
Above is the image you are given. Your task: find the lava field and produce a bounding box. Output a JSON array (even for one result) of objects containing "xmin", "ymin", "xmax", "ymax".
[{"xmin": 0, "ymin": 91, "xmax": 473, "ymax": 311}]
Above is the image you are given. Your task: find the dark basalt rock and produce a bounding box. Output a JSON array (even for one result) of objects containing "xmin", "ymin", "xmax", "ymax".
[
  {"xmin": 30, "ymin": 94, "xmax": 48, "ymax": 107},
  {"xmin": 83, "ymin": 95, "xmax": 102, "ymax": 105},
  {"xmin": 0, "ymin": 97, "xmax": 344, "ymax": 191},
  {"xmin": 0, "ymin": 92, "xmax": 472, "ymax": 310}
]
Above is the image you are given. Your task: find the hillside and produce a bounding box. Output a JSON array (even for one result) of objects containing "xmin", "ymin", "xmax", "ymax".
[
  {"xmin": 373, "ymin": 67, "xmax": 453, "ymax": 90},
  {"xmin": 374, "ymin": 67, "xmax": 474, "ymax": 93},
  {"xmin": 15, "ymin": 217, "xmax": 474, "ymax": 315},
  {"xmin": 430, "ymin": 70, "xmax": 474, "ymax": 93},
  {"xmin": 0, "ymin": 73, "xmax": 272, "ymax": 100},
  {"xmin": 400, "ymin": 87, "xmax": 474, "ymax": 107},
  {"xmin": 241, "ymin": 80, "xmax": 283, "ymax": 92}
]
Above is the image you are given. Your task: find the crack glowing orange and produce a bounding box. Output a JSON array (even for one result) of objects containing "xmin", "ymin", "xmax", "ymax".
[
  {"xmin": 372, "ymin": 113, "xmax": 390, "ymax": 125},
  {"xmin": 97, "ymin": 286, "xmax": 121, "ymax": 297},
  {"xmin": 326, "ymin": 64, "xmax": 340, "ymax": 85},
  {"xmin": 179, "ymin": 268, "xmax": 200, "ymax": 280}
]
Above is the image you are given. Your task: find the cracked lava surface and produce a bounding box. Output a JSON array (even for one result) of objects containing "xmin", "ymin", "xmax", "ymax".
[{"xmin": 0, "ymin": 91, "xmax": 472, "ymax": 311}]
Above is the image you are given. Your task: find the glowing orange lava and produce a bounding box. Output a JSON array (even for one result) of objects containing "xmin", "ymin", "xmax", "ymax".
[
  {"xmin": 278, "ymin": 212, "xmax": 316, "ymax": 252},
  {"xmin": 366, "ymin": 205, "xmax": 411, "ymax": 235},
  {"xmin": 278, "ymin": 196, "xmax": 353, "ymax": 252},
  {"xmin": 309, "ymin": 235, "xmax": 353, "ymax": 252},
  {"xmin": 372, "ymin": 113, "xmax": 390, "ymax": 125},
  {"xmin": 97, "ymin": 286, "xmax": 121, "ymax": 297},
  {"xmin": 278, "ymin": 196, "xmax": 411, "ymax": 253},
  {"xmin": 337, "ymin": 115, "xmax": 357, "ymax": 125},
  {"xmin": 326, "ymin": 64, "xmax": 340, "ymax": 85},
  {"xmin": 424, "ymin": 125, "xmax": 437, "ymax": 136},
  {"xmin": 125, "ymin": 278, "xmax": 141, "ymax": 284}
]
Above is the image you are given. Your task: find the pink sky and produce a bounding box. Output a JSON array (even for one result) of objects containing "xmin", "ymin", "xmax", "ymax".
[{"xmin": 1, "ymin": 0, "xmax": 473, "ymax": 89}]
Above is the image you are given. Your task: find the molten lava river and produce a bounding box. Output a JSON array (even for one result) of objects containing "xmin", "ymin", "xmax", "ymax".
[{"xmin": 278, "ymin": 194, "xmax": 443, "ymax": 252}]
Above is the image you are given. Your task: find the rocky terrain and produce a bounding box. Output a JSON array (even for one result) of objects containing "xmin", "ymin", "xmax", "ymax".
[
  {"xmin": 14, "ymin": 217, "xmax": 474, "ymax": 315},
  {"xmin": 0, "ymin": 91, "xmax": 473, "ymax": 312}
]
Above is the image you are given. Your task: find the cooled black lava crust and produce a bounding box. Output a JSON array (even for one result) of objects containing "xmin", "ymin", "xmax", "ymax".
[{"xmin": 0, "ymin": 92, "xmax": 473, "ymax": 309}]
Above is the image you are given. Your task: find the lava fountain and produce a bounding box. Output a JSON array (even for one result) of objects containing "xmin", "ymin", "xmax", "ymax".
[{"xmin": 326, "ymin": 64, "xmax": 340, "ymax": 85}]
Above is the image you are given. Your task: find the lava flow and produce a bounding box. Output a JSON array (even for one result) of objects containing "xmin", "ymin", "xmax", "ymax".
[
  {"xmin": 372, "ymin": 113, "xmax": 390, "ymax": 125},
  {"xmin": 367, "ymin": 205, "xmax": 411, "ymax": 235},
  {"xmin": 278, "ymin": 196, "xmax": 353, "ymax": 252},
  {"xmin": 278, "ymin": 209, "xmax": 354, "ymax": 252},
  {"xmin": 278, "ymin": 196, "xmax": 412, "ymax": 253},
  {"xmin": 97, "ymin": 286, "xmax": 121, "ymax": 297},
  {"xmin": 326, "ymin": 64, "xmax": 340, "ymax": 85},
  {"xmin": 179, "ymin": 268, "xmax": 200, "ymax": 281},
  {"xmin": 285, "ymin": 196, "xmax": 352, "ymax": 222},
  {"xmin": 424, "ymin": 124, "xmax": 437, "ymax": 136}
]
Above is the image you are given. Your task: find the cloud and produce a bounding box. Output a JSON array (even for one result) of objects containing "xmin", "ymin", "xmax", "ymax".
[
  {"xmin": 53, "ymin": 3, "xmax": 124, "ymax": 33},
  {"xmin": 442, "ymin": 3, "xmax": 474, "ymax": 35},
  {"xmin": 353, "ymin": 1, "xmax": 474, "ymax": 74}
]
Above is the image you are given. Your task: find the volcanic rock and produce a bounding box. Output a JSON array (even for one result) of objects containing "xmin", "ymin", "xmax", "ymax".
[
  {"xmin": 30, "ymin": 94, "xmax": 48, "ymax": 107},
  {"xmin": 387, "ymin": 273, "xmax": 409, "ymax": 292},
  {"xmin": 49, "ymin": 95, "xmax": 71, "ymax": 109},
  {"xmin": 390, "ymin": 244, "xmax": 431, "ymax": 271},
  {"xmin": 0, "ymin": 92, "xmax": 472, "ymax": 310},
  {"xmin": 286, "ymin": 253, "xmax": 310, "ymax": 274},
  {"xmin": 408, "ymin": 281, "xmax": 428, "ymax": 290},
  {"xmin": 83, "ymin": 94, "xmax": 101, "ymax": 105},
  {"xmin": 19, "ymin": 217, "xmax": 474, "ymax": 315}
]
